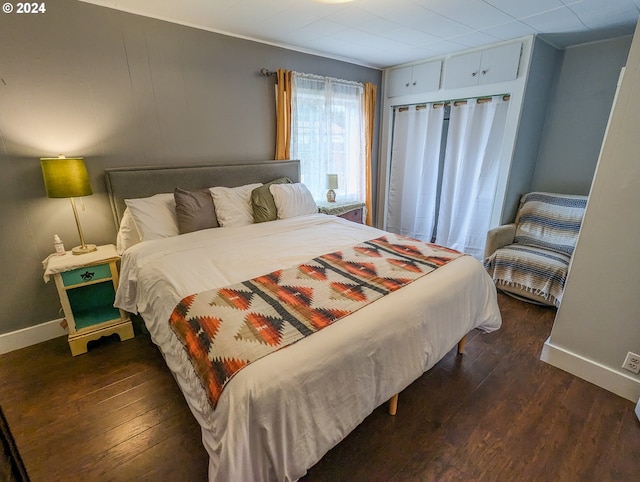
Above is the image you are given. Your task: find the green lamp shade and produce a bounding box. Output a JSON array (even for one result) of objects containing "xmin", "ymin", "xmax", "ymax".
[{"xmin": 41, "ymin": 157, "xmax": 92, "ymax": 198}]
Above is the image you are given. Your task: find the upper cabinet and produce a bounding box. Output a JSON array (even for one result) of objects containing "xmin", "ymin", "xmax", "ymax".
[
  {"xmin": 443, "ymin": 42, "xmax": 522, "ymax": 90},
  {"xmin": 379, "ymin": 36, "xmax": 540, "ymax": 229},
  {"xmin": 387, "ymin": 60, "xmax": 442, "ymax": 97},
  {"xmin": 385, "ymin": 41, "xmax": 523, "ymax": 99}
]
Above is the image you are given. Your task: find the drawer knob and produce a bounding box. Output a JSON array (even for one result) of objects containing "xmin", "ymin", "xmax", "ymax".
[{"xmin": 80, "ymin": 271, "xmax": 95, "ymax": 281}]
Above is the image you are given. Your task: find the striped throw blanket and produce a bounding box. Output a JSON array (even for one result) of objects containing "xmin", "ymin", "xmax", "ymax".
[
  {"xmin": 169, "ymin": 234, "xmax": 462, "ymax": 407},
  {"xmin": 514, "ymin": 192, "xmax": 587, "ymax": 255},
  {"xmin": 485, "ymin": 192, "xmax": 587, "ymax": 307}
]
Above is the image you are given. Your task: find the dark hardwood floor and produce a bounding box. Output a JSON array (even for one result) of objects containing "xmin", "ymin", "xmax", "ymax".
[{"xmin": 0, "ymin": 293, "xmax": 638, "ymax": 481}]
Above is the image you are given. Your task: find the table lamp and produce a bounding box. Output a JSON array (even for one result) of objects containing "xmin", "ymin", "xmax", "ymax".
[
  {"xmin": 326, "ymin": 173, "xmax": 338, "ymax": 202},
  {"xmin": 41, "ymin": 156, "xmax": 97, "ymax": 255}
]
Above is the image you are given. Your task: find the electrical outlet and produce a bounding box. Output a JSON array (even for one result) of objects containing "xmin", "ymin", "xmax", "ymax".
[{"xmin": 622, "ymin": 352, "xmax": 640, "ymax": 374}]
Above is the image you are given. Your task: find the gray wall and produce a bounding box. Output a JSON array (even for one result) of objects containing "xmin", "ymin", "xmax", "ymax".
[
  {"xmin": 532, "ymin": 35, "xmax": 632, "ymax": 194},
  {"xmin": 0, "ymin": 0, "xmax": 381, "ymax": 335},
  {"xmin": 502, "ymin": 37, "xmax": 563, "ymax": 223}
]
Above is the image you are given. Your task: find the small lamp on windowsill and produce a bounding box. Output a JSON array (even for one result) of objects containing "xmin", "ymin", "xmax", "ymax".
[
  {"xmin": 41, "ymin": 156, "xmax": 97, "ymax": 255},
  {"xmin": 326, "ymin": 173, "xmax": 338, "ymax": 203}
]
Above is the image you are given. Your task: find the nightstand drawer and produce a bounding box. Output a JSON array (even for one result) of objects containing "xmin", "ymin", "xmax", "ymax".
[
  {"xmin": 340, "ymin": 208, "xmax": 363, "ymax": 224},
  {"xmin": 61, "ymin": 263, "xmax": 112, "ymax": 286}
]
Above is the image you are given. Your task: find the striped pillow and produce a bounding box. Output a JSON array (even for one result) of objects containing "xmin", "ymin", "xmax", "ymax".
[{"xmin": 514, "ymin": 192, "xmax": 588, "ymax": 255}]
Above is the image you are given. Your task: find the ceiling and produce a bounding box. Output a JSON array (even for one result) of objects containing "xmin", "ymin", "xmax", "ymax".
[{"xmin": 79, "ymin": 0, "xmax": 640, "ymax": 68}]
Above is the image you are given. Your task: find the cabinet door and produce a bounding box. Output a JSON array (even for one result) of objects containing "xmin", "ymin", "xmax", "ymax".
[
  {"xmin": 387, "ymin": 66, "xmax": 412, "ymax": 97},
  {"xmin": 410, "ymin": 60, "xmax": 441, "ymax": 94},
  {"xmin": 478, "ymin": 42, "xmax": 521, "ymax": 85},
  {"xmin": 442, "ymin": 50, "xmax": 482, "ymax": 90}
]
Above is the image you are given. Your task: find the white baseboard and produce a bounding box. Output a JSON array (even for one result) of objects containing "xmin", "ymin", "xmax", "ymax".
[
  {"xmin": 0, "ymin": 318, "xmax": 67, "ymax": 355},
  {"xmin": 541, "ymin": 337, "xmax": 640, "ymax": 403}
]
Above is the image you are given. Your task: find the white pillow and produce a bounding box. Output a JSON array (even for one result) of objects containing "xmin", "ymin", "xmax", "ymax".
[
  {"xmin": 124, "ymin": 193, "xmax": 179, "ymax": 241},
  {"xmin": 269, "ymin": 183, "xmax": 318, "ymax": 219},
  {"xmin": 116, "ymin": 208, "xmax": 142, "ymax": 254},
  {"xmin": 209, "ymin": 183, "xmax": 263, "ymax": 227}
]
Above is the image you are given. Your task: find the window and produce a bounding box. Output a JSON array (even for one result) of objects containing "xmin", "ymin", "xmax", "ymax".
[{"xmin": 290, "ymin": 73, "xmax": 365, "ymax": 202}]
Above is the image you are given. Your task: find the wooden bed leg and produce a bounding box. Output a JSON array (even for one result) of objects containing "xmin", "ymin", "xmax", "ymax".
[
  {"xmin": 457, "ymin": 334, "xmax": 467, "ymax": 356},
  {"xmin": 388, "ymin": 393, "xmax": 398, "ymax": 416}
]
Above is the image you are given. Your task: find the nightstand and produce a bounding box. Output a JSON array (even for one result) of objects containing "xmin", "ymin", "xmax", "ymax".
[
  {"xmin": 43, "ymin": 244, "xmax": 134, "ymax": 356},
  {"xmin": 317, "ymin": 201, "xmax": 366, "ymax": 224}
]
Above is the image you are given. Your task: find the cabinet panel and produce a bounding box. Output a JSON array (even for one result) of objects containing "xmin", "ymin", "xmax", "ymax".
[
  {"xmin": 478, "ymin": 42, "xmax": 521, "ymax": 85},
  {"xmin": 443, "ymin": 51, "xmax": 482, "ymax": 90},
  {"xmin": 410, "ymin": 61, "xmax": 441, "ymax": 94},
  {"xmin": 387, "ymin": 66, "xmax": 412, "ymax": 97},
  {"xmin": 443, "ymin": 42, "xmax": 522, "ymax": 89},
  {"xmin": 387, "ymin": 61, "xmax": 441, "ymax": 97}
]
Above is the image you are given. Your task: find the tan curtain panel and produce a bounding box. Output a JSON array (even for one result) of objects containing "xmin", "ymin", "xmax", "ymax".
[
  {"xmin": 275, "ymin": 69, "xmax": 292, "ymax": 160},
  {"xmin": 364, "ymin": 82, "xmax": 377, "ymax": 226}
]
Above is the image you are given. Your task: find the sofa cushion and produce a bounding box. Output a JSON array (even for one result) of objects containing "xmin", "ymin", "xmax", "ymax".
[
  {"xmin": 484, "ymin": 244, "xmax": 571, "ymax": 308},
  {"xmin": 514, "ymin": 192, "xmax": 587, "ymax": 255}
]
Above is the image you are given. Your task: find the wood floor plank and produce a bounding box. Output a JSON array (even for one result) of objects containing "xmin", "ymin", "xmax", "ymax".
[
  {"xmin": 594, "ymin": 407, "xmax": 640, "ymax": 480},
  {"xmin": 119, "ymin": 420, "xmax": 207, "ymax": 482},
  {"xmin": 72, "ymin": 410, "xmax": 203, "ymax": 482},
  {"xmin": 19, "ymin": 380, "xmax": 183, "ymax": 461}
]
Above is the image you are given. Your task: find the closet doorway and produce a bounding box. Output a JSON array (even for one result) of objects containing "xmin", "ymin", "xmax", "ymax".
[{"xmin": 386, "ymin": 95, "xmax": 509, "ymax": 259}]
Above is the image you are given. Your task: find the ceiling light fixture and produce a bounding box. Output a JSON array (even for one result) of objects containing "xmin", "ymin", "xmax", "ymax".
[{"xmin": 313, "ymin": 0, "xmax": 355, "ymax": 4}]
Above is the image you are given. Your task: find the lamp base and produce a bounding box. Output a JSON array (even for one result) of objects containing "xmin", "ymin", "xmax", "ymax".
[
  {"xmin": 326, "ymin": 189, "xmax": 336, "ymax": 203},
  {"xmin": 72, "ymin": 244, "xmax": 98, "ymax": 255}
]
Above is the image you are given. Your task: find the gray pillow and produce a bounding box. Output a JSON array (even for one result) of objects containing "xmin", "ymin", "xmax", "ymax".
[
  {"xmin": 174, "ymin": 187, "xmax": 219, "ymax": 234},
  {"xmin": 252, "ymin": 177, "xmax": 293, "ymax": 223}
]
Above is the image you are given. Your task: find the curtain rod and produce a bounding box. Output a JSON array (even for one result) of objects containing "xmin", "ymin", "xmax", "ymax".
[
  {"xmin": 435, "ymin": 94, "xmax": 511, "ymax": 107},
  {"xmin": 260, "ymin": 67, "xmax": 365, "ymax": 89},
  {"xmin": 397, "ymin": 94, "xmax": 510, "ymax": 112}
]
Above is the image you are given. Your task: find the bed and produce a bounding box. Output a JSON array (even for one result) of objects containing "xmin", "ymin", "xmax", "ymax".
[{"xmin": 105, "ymin": 160, "xmax": 502, "ymax": 481}]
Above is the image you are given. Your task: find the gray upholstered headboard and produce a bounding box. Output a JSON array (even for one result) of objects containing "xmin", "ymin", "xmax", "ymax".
[{"xmin": 105, "ymin": 160, "xmax": 301, "ymax": 228}]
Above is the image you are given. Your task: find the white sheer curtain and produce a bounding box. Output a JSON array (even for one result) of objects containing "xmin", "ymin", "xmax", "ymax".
[
  {"xmin": 435, "ymin": 96, "xmax": 509, "ymax": 258},
  {"xmin": 386, "ymin": 105, "xmax": 444, "ymax": 240},
  {"xmin": 290, "ymin": 72, "xmax": 365, "ymax": 202}
]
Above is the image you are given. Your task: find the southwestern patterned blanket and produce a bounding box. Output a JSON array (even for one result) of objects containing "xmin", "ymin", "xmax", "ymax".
[{"xmin": 169, "ymin": 234, "xmax": 463, "ymax": 408}]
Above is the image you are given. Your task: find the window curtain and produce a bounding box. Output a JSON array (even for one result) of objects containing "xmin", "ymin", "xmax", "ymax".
[
  {"xmin": 291, "ymin": 72, "xmax": 365, "ymax": 202},
  {"xmin": 364, "ymin": 82, "xmax": 377, "ymax": 226},
  {"xmin": 386, "ymin": 104, "xmax": 445, "ymax": 240},
  {"xmin": 435, "ymin": 96, "xmax": 509, "ymax": 258},
  {"xmin": 275, "ymin": 69, "xmax": 292, "ymax": 160}
]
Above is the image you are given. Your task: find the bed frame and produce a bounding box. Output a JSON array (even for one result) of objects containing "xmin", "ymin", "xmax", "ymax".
[
  {"xmin": 104, "ymin": 158, "xmax": 467, "ymax": 416},
  {"xmin": 104, "ymin": 159, "xmax": 301, "ymax": 228}
]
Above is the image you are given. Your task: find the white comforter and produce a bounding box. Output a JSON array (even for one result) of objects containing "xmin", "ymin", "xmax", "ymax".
[{"xmin": 115, "ymin": 214, "xmax": 501, "ymax": 481}]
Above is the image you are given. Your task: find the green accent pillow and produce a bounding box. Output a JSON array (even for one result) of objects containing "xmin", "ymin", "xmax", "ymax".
[{"xmin": 252, "ymin": 177, "xmax": 293, "ymax": 223}]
